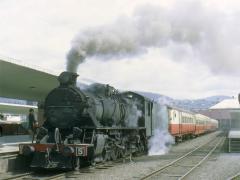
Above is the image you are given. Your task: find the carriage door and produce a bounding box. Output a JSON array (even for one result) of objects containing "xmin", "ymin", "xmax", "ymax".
[{"xmin": 145, "ymin": 101, "xmax": 152, "ymax": 136}]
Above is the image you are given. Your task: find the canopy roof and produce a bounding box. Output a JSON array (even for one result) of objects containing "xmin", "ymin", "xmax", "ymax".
[
  {"xmin": 210, "ymin": 98, "xmax": 240, "ymax": 109},
  {"xmin": 0, "ymin": 58, "xmax": 58, "ymax": 102}
]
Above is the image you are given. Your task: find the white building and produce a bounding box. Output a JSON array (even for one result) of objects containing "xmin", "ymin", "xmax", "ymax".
[{"xmin": 199, "ymin": 98, "xmax": 240, "ymax": 130}]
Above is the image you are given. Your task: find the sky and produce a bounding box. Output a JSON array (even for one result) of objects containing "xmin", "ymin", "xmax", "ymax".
[{"xmin": 0, "ymin": 0, "xmax": 240, "ymax": 99}]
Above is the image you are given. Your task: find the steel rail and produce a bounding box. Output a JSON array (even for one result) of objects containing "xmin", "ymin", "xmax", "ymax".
[
  {"xmin": 41, "ymin": 172, "xmax": 70, "ymax": 180},
  {"xmin": 226, "ymin": 172, "xmax": 240, "ymax": 180},
  {"xmin": 40, "ymin": 159, "xmax": 128, "ymax": 180},
  {"xmin": 179, "ymin": 136, "xmax": 225, "ymax": 180},
  {"xmin": 2, "ymin": 157, "xmax": 127, "ymax": 180},
  {"xmin": 2, "ymin": 172, "xmax": 33, "ymax": 180},
  {"xmin": 2, "ymin": 171, "xmax": 68, "ymax": 180},
  {"xmin": 141, "ymin": 135, "xmax": 224, "ymax": 180}
]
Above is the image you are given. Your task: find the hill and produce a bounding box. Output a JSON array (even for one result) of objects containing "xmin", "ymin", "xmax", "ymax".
[{"xmin": 136, "ymin": 92, "xmax": 232, "ymax": 111}]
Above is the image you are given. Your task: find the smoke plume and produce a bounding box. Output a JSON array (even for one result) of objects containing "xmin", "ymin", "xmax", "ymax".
[{"xmin": 67, "ymin": 1, "xmax": 240, "ymax": 75}]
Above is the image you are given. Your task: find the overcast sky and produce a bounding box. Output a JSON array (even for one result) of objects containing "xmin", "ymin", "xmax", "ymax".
[{"xmin": 1, "ymin": 0, "xmax": 240, "ymax": 99}]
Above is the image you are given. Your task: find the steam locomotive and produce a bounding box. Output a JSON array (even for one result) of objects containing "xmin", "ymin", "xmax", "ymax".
[
  {"xmin": 19, "ymin": 71, "xmax": 218, "ymax": 170},
  {"xmin": 19, "ymin": 72, "xmax": 159, "ymax": 169}
]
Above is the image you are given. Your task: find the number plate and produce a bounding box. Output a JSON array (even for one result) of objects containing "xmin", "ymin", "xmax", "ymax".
[{"xmin": 75, "ymin": 147, "xmax": 83, "ymax": 156}]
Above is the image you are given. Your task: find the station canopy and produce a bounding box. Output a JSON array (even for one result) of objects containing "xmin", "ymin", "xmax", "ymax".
[
  {"xmin": 0, "ymin": 102, "xmax": 38, "ymax": 114},
  {"xmin": 0, "ymin": 58, "xmax": 59, "ymax": 102}
]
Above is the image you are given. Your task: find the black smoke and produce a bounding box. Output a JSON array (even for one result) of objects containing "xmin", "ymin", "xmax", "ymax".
[{"xmin": 67, "ymin": 2, "xmax": 240, "ymax": 75}]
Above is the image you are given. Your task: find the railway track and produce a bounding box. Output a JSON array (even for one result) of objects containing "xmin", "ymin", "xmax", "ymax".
[
  {"xmin": 0, "ymin": 155, "xmax": 132, "ymax": 180},
  {"xmin": 1, "ymin": 133, "xmax": 224, "ymax": 180},
  {"xmin": 141, "ymin": 135, "xmax": 225, "ymax": 180}
]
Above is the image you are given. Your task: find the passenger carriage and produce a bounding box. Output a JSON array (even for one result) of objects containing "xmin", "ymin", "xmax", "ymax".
[
  {"xmin": 168, "ymin": 107, "xmax": 195, "ymax": 141},
  {"xmin": 167, "ymin": 106, "xmax": 219, "ymax": 142}
]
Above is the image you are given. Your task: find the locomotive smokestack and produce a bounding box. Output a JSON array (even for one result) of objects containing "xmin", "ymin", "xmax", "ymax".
[{"xmin": 58, "ymin": 71, "xmax": 78, "ymax": 86}]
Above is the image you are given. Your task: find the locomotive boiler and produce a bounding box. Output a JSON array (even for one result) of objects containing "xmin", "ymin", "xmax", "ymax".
[
  {"xmin": 19, "ymin": 72, "xmax": 155, "ymax": 169},
  {"xmin": 44, "ymin": 71, "xmax": 129, "ymax": 129}
]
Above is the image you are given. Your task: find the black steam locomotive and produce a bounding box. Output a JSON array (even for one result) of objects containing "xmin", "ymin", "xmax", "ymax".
[{"xmin": 19, "ymin": 72, "xmax": 161, "ymax": 170}]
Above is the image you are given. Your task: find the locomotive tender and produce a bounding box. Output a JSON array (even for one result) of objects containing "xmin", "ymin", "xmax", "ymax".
[{"xmin": 19, "ymin": 71, "xmax": 218, "ymax": 170}]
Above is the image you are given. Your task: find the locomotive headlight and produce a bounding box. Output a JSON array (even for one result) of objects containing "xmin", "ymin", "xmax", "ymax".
[
  {"xmin": 21, "ymin": 145, "xmax": 35, "ymax": 156},
  {"xmin": 62, "ymin": 146, "xmax": 74, "ymax": 156}
]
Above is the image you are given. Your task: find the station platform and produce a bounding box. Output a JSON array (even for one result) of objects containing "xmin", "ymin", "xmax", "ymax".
[
  {"xmin": 228, "ymin": 129, "xmax": 240, "ymax": 152},
  {"xmin": 0, "ymin": 135, "xmax": 31, "ymax": 153}
]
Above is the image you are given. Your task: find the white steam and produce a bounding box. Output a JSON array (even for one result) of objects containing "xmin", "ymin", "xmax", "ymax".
[
  {"xmin": 125, "ymin": 103, "xmax": 142, "ymax": 127},
  {"xmin": 148, "ymin": 104, "xmax": 174, "ymax": 156},
  {"xmin": 67, "ymin": 2, "xmax": 240, "ymax": 75},
  {"xmin": 148, "ymin": 129, "xmax": 174, "ymax": 156}
]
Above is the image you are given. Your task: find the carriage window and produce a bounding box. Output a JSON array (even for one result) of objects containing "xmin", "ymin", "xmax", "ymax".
[{"xmin": 148, "ymin": 102, "xmax": 151, "ymax": 116}]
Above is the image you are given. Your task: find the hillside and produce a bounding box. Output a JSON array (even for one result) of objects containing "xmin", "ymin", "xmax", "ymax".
[{"xmin": 136, "ymin": 91, "xmax": 232, "ymax": 111}]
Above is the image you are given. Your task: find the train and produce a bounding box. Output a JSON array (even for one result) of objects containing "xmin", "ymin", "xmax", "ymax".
[
  {"xmin": 168, "ymin": 107, "xmax": 218, "ymax": 142},
  {"xmin": 19, "ymin": 71, "xmax": 218, "ymax": 170}
]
